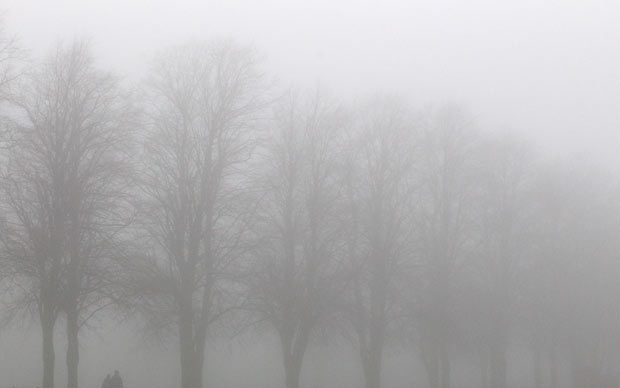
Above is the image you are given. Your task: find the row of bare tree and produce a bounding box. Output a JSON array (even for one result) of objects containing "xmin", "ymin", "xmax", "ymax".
[{"xmin": 1, "ymin": 30, "xmax": 620, "ymax": 388}]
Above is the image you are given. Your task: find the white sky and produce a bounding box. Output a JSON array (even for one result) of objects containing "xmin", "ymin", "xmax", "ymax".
[{"xmin": 4, "ymin": 0, "xmax": 620, "ymax": 169}]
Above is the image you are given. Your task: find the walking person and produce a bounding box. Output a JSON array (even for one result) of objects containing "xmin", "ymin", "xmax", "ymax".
[{"xmin": 109, "ymin": 370, "xmax": 123, "ymax": 388}]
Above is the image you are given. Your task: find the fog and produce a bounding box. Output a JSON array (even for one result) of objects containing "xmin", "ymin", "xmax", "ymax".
[
  {"xmin": 7, "ymin": 0, "xmax": 620, "ymax": 160},
  {"xmin": 1, "ymin": 1, "xmax": 620, "ymax": 388}
]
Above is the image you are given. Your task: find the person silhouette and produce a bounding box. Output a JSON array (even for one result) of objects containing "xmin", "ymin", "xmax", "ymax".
[
  {"xmin": 109, "ymin": 370, "xmax": 124, "ymax": 388},
  {"xmin": 101, "ymin": 374, "xmax": 111, "ymax": 388}
]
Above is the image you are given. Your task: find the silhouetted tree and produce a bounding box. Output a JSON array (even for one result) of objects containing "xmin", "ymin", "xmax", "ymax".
[
  {"xmin": 343, "ymin": 96, "xmax": 417, "ymax": 388},
  {"xmin": 1, "ymin": 41, "xmax": 135, "ymax": 388},
  {"xmin": 414, "ymin": 106, "xmax": 479, "ymax": 388},
  {"xmin": 129, "ymin": 40, "xmax": 264, "ymax": 388},
  {"xmin": 476, "ymin": 135, "xmax": 536, "ymax": 388},
  {"xmin": 0, "ymin": 16, "xmax": 21, "ymax": 104},
  {"xmin": 246, "ymin": 90, "xmax": 349, "ymax": 388}
]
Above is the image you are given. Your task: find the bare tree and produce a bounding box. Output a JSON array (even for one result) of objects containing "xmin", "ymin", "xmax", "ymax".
[
  {"xmin": 0, "ymin": 15, "xmax": 21, "ymax": 103},
  {"xmin": 0, "ymin": 16, "xmax": 22, "ymax": 278},
  {"xmin": 475, "ymin": 135, "xmax": 536, "ymax": 388},
  {"xmin": 523, "ymin": 163, "xmax": 573, "ymax": 388},
  {"xmin": 414, "ymin": 106, "xmax": 480, "ymax": 388},
  {"xmin": 246, "ymin": 90, "xmax": 348, "ymax": 388},
  {"xmin": 129, "ymin": 40, "xmax": 264, "ymax": 388},
  {"xmin": 525, "ymin": 163, "xmax": 620, "ymax": 388},
  {"xmin": 342, "ymin": 96, "xmax": 417, "ymax": 388},
  {"xmin": 0, "ymin": 16, "xmax": 23, "ymax": 148},
  {"xmin": 0, "ymin": 40, "xmax": 135, "ymax": 388}
]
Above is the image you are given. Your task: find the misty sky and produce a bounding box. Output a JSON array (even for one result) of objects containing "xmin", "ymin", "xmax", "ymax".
[{"xmin": 4, "ymin": 0, "xmax": 620, "ymax": 167}]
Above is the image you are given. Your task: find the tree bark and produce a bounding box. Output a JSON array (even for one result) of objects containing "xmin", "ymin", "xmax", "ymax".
[
  {"xmin": 478, "ymin": 346, "xmax": 490, "ymax": 388},
  {"xmin": 362, "ymin": 348, "xmax": 382, "ymax": 388},
  {"xmin": 533, "ymin": 345, "xmax": 542, "ymax": 388},
  {"xmin": 426, "ymin": 347, "xmax": 439, "ymax": 388},
  {"xmin": 41, "ymin": 313, "xmax": 56, "ymax": 388},
  {"xmin": 177, "ymin": 274, "xmax": 209, "ymax": 388},
  {"xmin": 550, "ymin": 349, "xmax": 558, "ymax": 388},
  {"xmin": 283, "ymin": 352, "xmax": 303, "ymax": 388},
  {"xmin": 66, "ymin": 307, "xmax": 79, "ymax": 388},
  {"xmin": 66, "ymin": 232, "xmax": 79, "ymax": 388},
  {"xmin": 490, "ymin": 337, "xmax": 507, "ymax": 388},
  {"xmin": 439, "ymin": 342, "xmax": 450, "ymax": 388},
  {"xmin": 179, "ymin": 287, "xmax": 198, "ymax": 388},
  {"xmin": 549, "ymin": 339, "xmax": 558, "ymax": 388},
  {"xmin": 280, "ymin": 325, "xmax": 310, "ymax": 388},
  {"xmin": 179, "ymin": 330, "xmax": 202, "ymax": 388}
]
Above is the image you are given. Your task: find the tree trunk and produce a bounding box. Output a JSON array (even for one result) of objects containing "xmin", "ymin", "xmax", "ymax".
[
  {"xmin": 283, "ymin": 354, "xmax": 302, "ymax": 388},
  {"xmin": 67, "ymin": 200, "xmax": 80, "ymax": 388},
  {"xmin": 363, "ymin": 251, "xmax": 386, "ymax": 388},
  {"xmin": 280, "ymin": 327, "xmax": 309, "ymax": 388},
  {"xmin": 194, "ymin": 360, "xmax": 204, "ymax": 388},
  {"xmin": 179, "ymin": 305, "xmax": 197, "ymax": 388},
  {"xmin": 533, "ymin": 345, "xmax": 542, "ymax": 388},
  {"xmin": 478, "ymin": 345, "xmax": 490, "ymax": 388},
  {"xmin": 421, "ymin": 339, "xmax": 440, "ymax": 388},
  {"xmin": 490, "ymin": 339, "xmax": 507, "ymax": 388},
  {"xmin": 429, "ymin": 348, "xmax": 439, "ymax": 388},
  {"xmin": 362, "ymin": 349, "xmax": 382, "ymax": 388},
  {"xmin": 178, "ymin": 257, "xmax": 207, "ymax": 388},
  {"xmin": 439, "ymin": 343, "xmax": 450, "ymax": 388},
  {"xmin": 193, "ymin": 337, "xmax": 205, "ymax": 388},
  {"xmin": 360, "ymin": 311, "xmax": 385, "ymax": 388},
  {"xmin": 42, "ymin": 315, "xmax": 56, "ymax": 388},
  {"xmin": 549, "ymin": 341, "xmax": 558, "ymax": 388},
  {"xmin": 179, "ymin": 341, "xmax": 202, "ymax": 388},
  {"xmin": 66, "ymin": 307, "xmax": 79, "ymax": 388}
]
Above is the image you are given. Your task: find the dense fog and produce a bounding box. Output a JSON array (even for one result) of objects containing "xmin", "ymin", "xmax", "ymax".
[{"xmin": 1, "ymin": 2, "xmax": 620, "ymax": 388}]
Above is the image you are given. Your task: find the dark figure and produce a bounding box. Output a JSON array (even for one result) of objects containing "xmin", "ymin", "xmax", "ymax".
[
  {"xmin": 109, "ymin": 370, "xmax": 124, "ymax": 388},
  {"xmin": 101, "ymin": 374, "xmax": 111, "ymax": 388}
]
